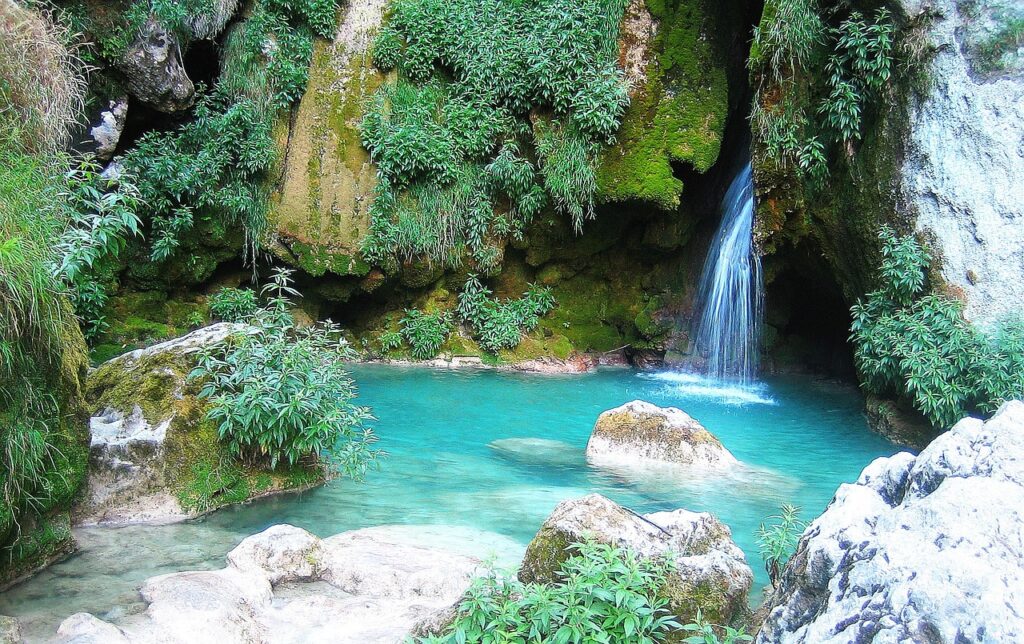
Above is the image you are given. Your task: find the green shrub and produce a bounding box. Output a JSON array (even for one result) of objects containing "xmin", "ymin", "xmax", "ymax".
[
  {"xmin": 191, "ymin": 269, "xmax": 379, "ymax": 474},
  {"xmin": 55, "ymin": 157, "xmax": 143, "ymax": 340},
  {"xmin": 756, "ymin": 504, "xmax": 805, "ymax": 586},
  {"xmin": 208, "ymin": 287, "xmax": 259, "ymax": 322},
  {"xmin": 360, "ymin": 0, "xmax": 629, "ymax": 267},
  {"xmin": 457, "ymin": 275, "xmax": 556, "ymax": 354},
  {"xmin": 419, "ymin": 540, "xmax": 681, "ymax": 643},
  {"xmin": 399, "ymin": 308, "xmax": 453, "ymax": 360},
  {"xmin": 118, "ymin": 0, "xmax": 340, "ymax": 268},
  {"xmin": 377, "ymin": 330, "xmax": 403, "ymax": 353},
  {"xmin": 850, "ymin": 228, "xmax": 1024, "ymax": 429}
]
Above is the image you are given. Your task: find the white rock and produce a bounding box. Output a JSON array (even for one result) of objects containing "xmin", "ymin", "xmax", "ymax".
[
  {"xmin": 899, "ymin": 0, "xmax": 1024, "ymax": 326},
  {"xmin": 55, "ymin": 524, "xmax": 483, "ymax": 643},
  {"xmin": 586, "ymin": 400, "xmax": 739, "ymax": 468},
  {"xmin": 756, "ymin": 401, "xmax": 1024, "ymax": 643}
]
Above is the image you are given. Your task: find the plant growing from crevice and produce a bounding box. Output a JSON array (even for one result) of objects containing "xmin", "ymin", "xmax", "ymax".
[
  {"xmin": 54, "ymin": 157, "xmax": 143, "ymax": 341},
  {"xmin": 208, "ymin": 286, "xmax": 258, "ymax": 323},
  {"xmin": 850, "ymin": 227, "xmax": 1024, "ymax": 429},
  {"xmin": 756, "ymin": 504, "xmax": 805, "ymax": 586},
  {"xmin": 457, "ymin": 274, "xmax": 556, "ymax": 354},
  {"xmin": 683, "ymin": 610, "xmax": 754, "ymax": 644},
  {"xmin": 419, "ymin": 540, "xmax": 681, "ymax": 643},
  {"xmin": 399, "ymin": 308, "xmax": 453, "ymax": 360},
  {"xmin": 190, "ymin": 268, "xmax": 380, "ymax": 475},
  {"xmin": 360, "ymin": 0, "xmax": 630, "ymax": 268}
]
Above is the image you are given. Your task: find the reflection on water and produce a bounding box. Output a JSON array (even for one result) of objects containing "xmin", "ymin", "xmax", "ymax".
[{"xmin": 0, "ymin": 366, "xmax": 896, "ymax": 640}]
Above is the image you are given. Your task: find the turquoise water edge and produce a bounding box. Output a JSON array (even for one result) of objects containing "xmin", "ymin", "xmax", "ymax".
[{"xmin": 0, "ymin": 365, "xmax": 897, "ymax": 639}]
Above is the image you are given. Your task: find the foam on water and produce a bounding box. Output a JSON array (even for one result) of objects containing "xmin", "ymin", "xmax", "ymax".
[{"xmin": 642, "ymin": 371, "xmax": 776, "ymax": 406}]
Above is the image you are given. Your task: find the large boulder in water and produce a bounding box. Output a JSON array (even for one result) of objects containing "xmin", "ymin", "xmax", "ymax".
[
  {"xmin": 756, "ymin": 401, "xmax": 1024, "ymax": 643},
  {"xmin": 520, "ymin": 494, "xmax": 753, "ymax": 626},
  {"xmin": 54, "ymin": 524, "xmax": 481, "ymax": 643},
  {"xmin": 586, "ymin": 400, "xmax": 738, "ymax": 468},
  {"xmin": 77, "ymin": 324, "xmax": 326, "ymax": 525}
]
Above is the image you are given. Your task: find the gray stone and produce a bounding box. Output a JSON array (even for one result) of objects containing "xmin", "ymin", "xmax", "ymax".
[
  {"xmin": 586, "ymin": 400, "xmax": 738, "ymax": 469},
  {"xmin": 56, "ymin": 524, "xmax": 482, "ymax": 643},
  {"xmin": 520, "ymin": 494, "xmax": 753, "ymax": 626},
  {"xmin": 0, "ymin": 616, "xmax": 20, "ymax": 644},
  {"xmin": 117, "ymin": 18, "xmax": 194, "ymax": 112},
  {"xmin": 88, "ymin": 97, "xmax": 128, "ymax": 161},
  {"xmin": 756, "ymin": 401, "xmax": 1024, "ymax": 643},
  {"xmin": 899, "ymin": 0, "xmax": 1024, "ymax": 326}
]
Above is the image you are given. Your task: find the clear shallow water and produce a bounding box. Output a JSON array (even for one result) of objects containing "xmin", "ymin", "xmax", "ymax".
[{"xmin": 0, "ymin": 365, "xmax": 897, "ymax": 639}]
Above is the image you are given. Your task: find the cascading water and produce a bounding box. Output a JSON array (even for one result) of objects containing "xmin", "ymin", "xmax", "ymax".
[{"xmin": 692, "ymin": 162, "xmax": 764, "ymax": 384}]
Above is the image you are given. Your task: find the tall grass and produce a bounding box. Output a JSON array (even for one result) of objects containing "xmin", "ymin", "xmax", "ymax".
[{"xmin": 0, "ymin": 0, "xmax": 88, "ymax": 154}]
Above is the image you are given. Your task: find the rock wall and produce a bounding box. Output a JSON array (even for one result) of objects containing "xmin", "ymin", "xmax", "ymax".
[
  {"xmin": 756, "ymin": 401, "xmax": 1024, "ymax": 642},
  {"xmin": 901, "ymin": 0, "xmax": 1024, "ymax": 326}
]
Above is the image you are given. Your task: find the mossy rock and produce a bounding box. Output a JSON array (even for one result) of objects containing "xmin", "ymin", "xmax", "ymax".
[
  {"xmin": 519, "ymin": 494, "xmax": 753, "ymax": 633},
  {"xmin": 596, "ymin": 0, "xmax": 729, "ymax": 209},
  {"xmin": 268, "ymin": 3, "xmax": 387, "ymax": 278},
  {"xmin": 80, "ymin": 324, "xmax": 326, "ymax": 523}
]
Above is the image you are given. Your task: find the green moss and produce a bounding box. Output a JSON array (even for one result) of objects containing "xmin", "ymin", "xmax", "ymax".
[
  {"xmin": 596, "ymin": 0, "xmax": 729, "ymax": 208},
  {"xmin": 518, "ymin": 527, "xmax": 574, "ymax": 584},
  {"xmin": 0, "ymin": 513, "xmax": 76, "ymax": 588}
]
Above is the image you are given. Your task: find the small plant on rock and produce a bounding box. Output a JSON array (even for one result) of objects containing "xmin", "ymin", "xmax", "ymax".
[
  {"xmin": 683, "ymin": 610, "xmax": 754, "ymax": 644},
  {"xmin": 756, "ymin": 504, "xmax": 805, "ymax": 586},
  {"xmin": 420, "ymin": 540, "xmax": 681, "ymax": 643}
]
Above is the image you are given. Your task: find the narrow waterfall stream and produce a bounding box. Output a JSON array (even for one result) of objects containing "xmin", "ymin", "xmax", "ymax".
[{"xmin": 693, "ymin": 162, "xmax": 764, "ymax": 384}]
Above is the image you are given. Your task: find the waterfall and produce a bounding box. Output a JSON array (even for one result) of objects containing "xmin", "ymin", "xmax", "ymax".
[{"xmin": 692, "ymin": 162, "xmax": 764, "ymax": 384}]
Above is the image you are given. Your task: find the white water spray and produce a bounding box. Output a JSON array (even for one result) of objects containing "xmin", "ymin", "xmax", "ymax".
[{"xmin": 692, "ymin": 162, "xmax": 764, "ymax": 384}]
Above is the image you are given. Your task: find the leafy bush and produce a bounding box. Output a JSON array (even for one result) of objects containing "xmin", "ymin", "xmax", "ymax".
[
  {"xmin": 750, "ymin": 1, "xmax": 898, "ymax": 179},
  {"xmin": 756, "ymin": 504, "xmax": 805, "ymax": 586},
  {"xmin": 399, "ymin": 309, "xmax": 453, "ymax": 360},
  {"xmin": 850, "ymin": 228, "xmax": 1024, "ymax": 428},
  {"xmin": 360, "ymin": 0, "xmax": 629, "ymax": 267},
  {"xmin": 457, "ymin": 275, "xmax": 556, "ymax": 353},
  {"xmin": 419, "ymin": 540, "xmax": 680, "ymax": 643},
  {"xmin": 191, "ymin": 269, "xmax": 379, "ymax": 473},
  {"xmin": 208, "ymin": 287, "xmax": 259, "ymax": 322},
  {"xmin": 819, "ymin": 10, "xmax": 895, "ymax": 143},
  {"xmin": 55, "ymin": 158, "xmax": 143, "ymax": 340},
  {"xmin": 377, "ymin": 330, "xmax": 403, "ymax": 353},
  {"xmin": 119, "ymin": 0, "xmax": 339, "ymax": 267}
]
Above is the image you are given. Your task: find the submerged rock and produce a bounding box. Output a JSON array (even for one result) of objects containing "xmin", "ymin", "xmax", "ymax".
[
  {"xmin": 488, "ymin": 437, "xmax": 580, "ymax": 468},
  {"xmin": 77, "ymin": 324, "xmax": 325, "ymax": 525},
  {"xmin": 520, "ymin": 494, "xmax": 753, "ymax": 626},
  {"xmin": 116, "ymin": 18, "xmax": 194, "ymax": 112},
  {"xmin": 864, "ymin": 393, "xmax": 936, "ymax": 449},
  {"xmin": 55, "ymin": 524, "xmax": 481, "ymax": 643},
  {"xmin": 756, "ymin": 401, "xmax": 1024, "ymax": 643},
  {"xmin": 586, "ymin": 400, "xmax": 738, "ymax": 468}
]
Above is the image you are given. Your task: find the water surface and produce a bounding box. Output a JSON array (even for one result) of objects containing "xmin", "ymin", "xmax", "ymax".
[{"xmin": 0, "ymin": 365, "xmax": 896, "ymax": 639}]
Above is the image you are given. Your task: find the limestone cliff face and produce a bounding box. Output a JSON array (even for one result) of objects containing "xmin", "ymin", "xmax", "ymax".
[
  {"xmin": 752, "ymin": 0, "xmax": 1024, "ymax": 326},
  {"xmin": 267, "ymin": 0, "xmax": 387, "ymax": 279},
  {"xmin": 900, "ymin": 0, "xmax": 1024, "ymax": 326}
]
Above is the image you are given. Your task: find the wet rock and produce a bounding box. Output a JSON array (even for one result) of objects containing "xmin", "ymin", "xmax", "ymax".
[
  {"xmin": 586, "ymin": 400, "xmax": 738, "ymax": 468},
  {"xmin": 756, "ymin": 401, "xmax": 1024, "ymax": 643},
  {"xmin": 864, "ymin": 393, "xmax": 936, "ymax": 449},
  {"xmin": 56, "ymin": 524, "xmax": 481, "ymax": 643},
  {"xmin": 87, "ymin": 97, "xmax": 128, "ymax": 161},
  {"xmin": 116, "ymin": 18, "xmax": 194, "ymax": 112},
  {"xmin": 56, "ymin": 613, "xmax": 131, "ymax": 643},
  {"xmin": 520, "ymin": 494, "xmax": 753, "ymax": 625}
]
